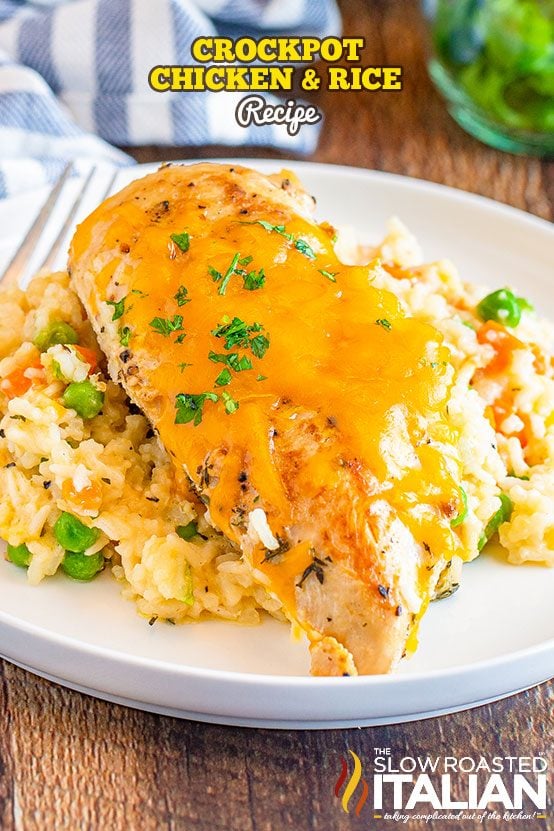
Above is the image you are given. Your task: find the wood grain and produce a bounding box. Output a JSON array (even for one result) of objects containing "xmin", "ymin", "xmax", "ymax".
[
  {"xmin": 1, "ymin": 663, "xmax": 552, "ymax": 831},
  {"xmin": 1, "ymin": 1, "xmax": 553, "ymax": 828}
]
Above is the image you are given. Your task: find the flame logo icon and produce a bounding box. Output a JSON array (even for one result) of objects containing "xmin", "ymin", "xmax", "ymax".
[{"xmin": 334, "ymin": 750, "xmax": 369, "ymax": 816}]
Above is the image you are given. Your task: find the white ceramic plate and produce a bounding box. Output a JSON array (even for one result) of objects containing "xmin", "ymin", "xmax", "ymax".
[{"xmin": 0, "ymin": 160, "xmax": 553, "ymax": 729}]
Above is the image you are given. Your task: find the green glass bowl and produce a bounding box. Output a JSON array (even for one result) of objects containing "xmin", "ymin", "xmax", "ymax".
[{"xmin": 424, "ymin": 0, "xmax": 554, "ymax": 158}]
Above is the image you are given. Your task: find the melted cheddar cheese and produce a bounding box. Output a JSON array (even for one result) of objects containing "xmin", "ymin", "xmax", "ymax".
[{"xmin": 70, "ymin": 165, "xmax": 465, "ymax": 629}]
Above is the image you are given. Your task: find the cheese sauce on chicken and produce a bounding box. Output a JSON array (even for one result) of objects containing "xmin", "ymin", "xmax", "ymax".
[{"xmin": 69, "ymin": 163, "xmax": 464, "ymax": 675}]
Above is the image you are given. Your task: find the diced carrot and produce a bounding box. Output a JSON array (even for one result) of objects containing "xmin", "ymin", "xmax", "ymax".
[
  {"xmin": 530, "ymin": 344, "xmax": 546, "ymax": 375},
  {"xmin": 489, "ymin": 390, "xmax": 530, "ymax": 446},
  {"xmin": 382, "ymin": 263, "xmax": 405, "ymax": 279},
  {"xmin": 74, "ymin": 346, "xmax": 99, "ymax": 374},
  {"xmin": 61, "ymin": 479, "xmax": 103, "ymax": 514},
  {"xmin": 477, "ymin": 321, "xmax": 525, "ymax": 374},
  {"xmin": 0, "ymin": 360, "xmax": 44, "ymax": 400},
  {"xmin": 382, "ymin": 262, "xmax": 414, "ymax": 280},
  {"xmin": 1, "ymin": 368, "xmax": 32, "ymax": 399},
  {"xmin": 519, "ymin": 417, "xmax": 531, "ymax": 449},
  {"xmin": 476, "ymin": 323, "xmax": 536, "ymax": 447}
]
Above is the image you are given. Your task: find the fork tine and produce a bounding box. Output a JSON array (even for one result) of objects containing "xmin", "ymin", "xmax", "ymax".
[
  {"xmin": 41, "ymin": 167, "xmax": 119, "ymax": 274},
  {"xmin": 100, "ymin": 169, "xmax": 119, "ymax": 203},
  {"xmin": 1, "ymin": 162, "xmax": 73, "ymax": 289},
  {"xmin": 40, "ymin": 164, "xmax": 97, "ymax": 272}
]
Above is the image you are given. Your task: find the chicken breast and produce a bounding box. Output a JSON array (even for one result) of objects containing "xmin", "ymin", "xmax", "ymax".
[{"xmin": 68, "ymin": 163, "xmax": 465, "ymax": 675}]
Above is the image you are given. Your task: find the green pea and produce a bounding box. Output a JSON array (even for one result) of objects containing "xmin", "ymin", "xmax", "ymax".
[
  {"xmin": 6, "ymin": 542, "xmax": 31, "ymax": 568},
  {"xmin": 478, "ymin": 493, "xmax": 513, "ymax": 551},
  {"xmin": 62, "ymin": 550, "xmax": 104, "ymax": 581},
  {"xmin": 450, "ymin": 487, "xmax": 468, "ymax": 528},
  {"xmin": 476, "ymin": 289, "xmax": 522, "ymax": 328},
  {"xmin": 54, "ymin": 512, "xmax": 100, "ymax": 553},
  {"xmin": 34, "ymin": 321, "xmax": 79, "ymax": 352},
  {"xmin": 517, "ymin": 296, "xmax": 534, "ymax": 313},
  {"xmin": 176, "ymin": 521, "xmax": 198, "ymax": 541},
  {"xmin": 62, "ymin": 380, "xmax": 104, "ymax": 419}
]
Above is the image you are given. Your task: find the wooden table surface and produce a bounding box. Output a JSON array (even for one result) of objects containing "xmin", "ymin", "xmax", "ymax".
[{"xmin": 1, "ymin": 1, "xmax": 553, "ymax": 829}]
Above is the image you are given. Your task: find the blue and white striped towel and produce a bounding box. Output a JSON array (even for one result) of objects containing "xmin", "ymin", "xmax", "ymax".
[{"xmin": 0, "ymin": 0, "xmax": 340, "ymax": 198}]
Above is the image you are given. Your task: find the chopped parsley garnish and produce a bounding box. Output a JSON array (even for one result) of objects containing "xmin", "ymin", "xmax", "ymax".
[
  {"xmin": 119, "ymin": 326, "xmax": 131, "ymax": 347},
  {"xmin": 210, "ymin": 252, "xmax": 241, "ymax": 296},
  {"xmin": 242, "ymin": 268, "xmax": 265, "ymax": 291},
  {"xmin": 150, "ymin": 315, "xmax": 184, "ymax": 337},
  {"xmin": 178, "ymin": 362, "xmax": 192, "ymax": 372},
  {"xmin": 208, "ymin": 352, "xmax": 252, "ymax": 372},
  {"xmin": 170, "ymin": 231, "xmax": 190, "ymax": 252},
  {"xmin": 245, "ymin": 220, "xmax": 293, "ymax": 240},
  {"xmin": 212, "ymin": 317, "xmax": 270, "ymax": 360},
  {"xmin": 250, "ymin": 334, "xmax": 270, "ymax": 359},
  {"xmin": 175, "ymin": 333, "xmax": 186, "ymax": 344},
  {"xmin": 131, "ymin": 288, "xmax": 148, "ymax": 297},
  {"xmin": 106, "ymin": 297, "xmax": 127, "ymax": 321},
  {"xmin": 209, "ymin": 349, "xmax": 252, "ymax": 388},
  {"xmin": 221, "ymin": 391, "xmax": 239, "ymax": 414},
  {"xmin": 451, "ymin": 487, "xmax": 468, "ymax": 529},
  {"xmin": 210, "ymin": 252, "xmax": 265, "ymax": 294},
  {"xmin": 375, "ymin": 318, "xmax": 392, "ymax": 331},
  {"xmin": 215, "ymin": 368, "xmax": 232, "ymax": 387},
  {"xmin": 174, "ymin": 285, "xmax": 190, "ymax": 306},
  {"xmin": 212, "ymin": 316, "xmax": 263, "ymax": 351},
  {"xmin": 294, "ymin": 239, "xmax": 316, "ymax": 259},
  {"xmin": 257, "ymin": 374, "xmax": 267, "ymax": 381},
  {"xmin": 175, "ymin": 392, "xmax": 218, "ymax": 426},
  {"xmin": 208, "ymin": 352, "xmax": 231, "ymax": 365},
  {"xmin": 242, "ymin": 220, "xmax": 317, "ymax": 260},
  {"xmin": 319, "ymin": 269, "xmax": 337, "ymax": 282},
  {"xmin": 230, "ymin": 354, "xmax": 253, "ymax": 371}
]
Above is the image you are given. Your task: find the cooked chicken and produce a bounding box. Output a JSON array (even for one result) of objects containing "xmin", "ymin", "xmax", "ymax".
[{"xmin": 68, "ymin": 163, "xmax": 465, "ymax": 675}]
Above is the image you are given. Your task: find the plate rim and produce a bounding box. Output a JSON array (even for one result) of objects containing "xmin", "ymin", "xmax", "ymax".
[
  {"xmin": 5, "ymin": 156, "xmax": 552, "ymax": 237},
  {"xmin": 1, "ymin": 656, "xmax": 546, "ymax": 727},
  {"xmin": 0, "ymin": 601, "xmax": 552, "ymax": 687}
]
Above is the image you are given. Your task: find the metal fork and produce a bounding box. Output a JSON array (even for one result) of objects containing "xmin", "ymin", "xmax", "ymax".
[{"xmin": 0, "ymin": 163, "xmax": 118, "ymax": 289}]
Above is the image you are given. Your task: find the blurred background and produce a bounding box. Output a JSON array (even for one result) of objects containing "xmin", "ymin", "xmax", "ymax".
[
  {"xmin": 0, "ymin": 0, "xmax": 551, "ymax": 217},
  {"xmin": 132, "ymin": 0, "xmax": 554, "ymax": 220}
]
